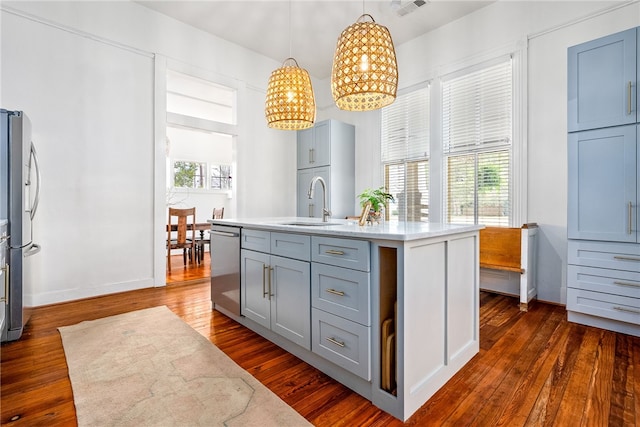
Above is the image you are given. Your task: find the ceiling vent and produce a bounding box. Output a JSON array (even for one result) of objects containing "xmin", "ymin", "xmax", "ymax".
[{"xmin": 393, "ymin": 0, "xmax": 428, "ymax": 17}]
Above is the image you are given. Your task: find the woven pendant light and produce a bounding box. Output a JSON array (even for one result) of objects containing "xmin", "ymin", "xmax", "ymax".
[
  {"xmin": 265, "ymin": 0, "xmax": 316, "ymax": 130},
  {"xmin": 331, "ymin": 14, "xmax": 398, "ymax": 111},
  {"xmin": 265, "ymin": 58, "xmax": 316, "ymax": 130}
]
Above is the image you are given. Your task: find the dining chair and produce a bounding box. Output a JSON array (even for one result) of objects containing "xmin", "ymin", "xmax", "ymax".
[
  {"xmin": 213, "ymin": 207, "xmax": 224, "ymax": 219},
  {"xmin": 194, "ymin": 207, "xmax": 225, "ymax": 263},
  {"xmin": 167, "ymin": 207, "xmax": 196, "ymax": 272}
]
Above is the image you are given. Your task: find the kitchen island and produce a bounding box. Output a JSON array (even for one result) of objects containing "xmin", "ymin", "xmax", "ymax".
[{"xmin": 208, "ymin": 217, "xmax": 483, "ymax": 421}]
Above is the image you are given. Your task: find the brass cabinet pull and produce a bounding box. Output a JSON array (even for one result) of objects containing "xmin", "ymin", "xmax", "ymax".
[
  {"xmin": 310, "ymin": 148, "xmax": 315, "ymax": 164},
  {"xmin": 628, "ymin": 81, "xmax": 633, "ymax": 115},
  {"xmin": 268, "ymin": 266, "xmax": 274, "ymax": 300},
  {"xmin": 613, "ymin": 255, "xmax": 640, "ymax": 262},
  {"xmin": 309, "ymin": 204, "xmax": 314, "ymax": 218},
  {"xmin": 326, "ymin": 337, "xmax": 345, "ymax": 347},
  {"xmin": 326, "ymin": 288, "xmax": 345, "ymax": 297},
  {"xmin": 613, "ymin": 306, "xmax": 640, "ymax": 315},
  {"xmin": 325, "ymin": 249, "xmax": 345, "ymax": 255},
  {"xmin": 629, "ymin": 202, "xmax": 633, "ymax": 235},
  {"xmin": 262, "ymin": 264, "xmax": 269, "ymax": 298},
  {"xmin": 613, "ymin": 281, "xmax": 640, "ymax": 289}
]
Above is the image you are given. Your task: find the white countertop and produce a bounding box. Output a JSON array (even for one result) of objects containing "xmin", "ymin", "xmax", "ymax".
[{"xmin": 208, "ymin": 217, "xmax": 483, "ymax": 241}]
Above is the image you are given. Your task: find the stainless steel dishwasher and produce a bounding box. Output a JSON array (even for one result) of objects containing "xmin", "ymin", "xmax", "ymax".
[{"xmin": 210, "ymin": 224, "xmax": 240, "ymax": 316}]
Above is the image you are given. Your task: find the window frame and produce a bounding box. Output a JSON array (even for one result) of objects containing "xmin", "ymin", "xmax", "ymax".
[
  {"xmin": 380, "ymin": 82, "xmax": 431, "ymax": 223},
  {"xmin": 441, "ymin": 56, "xmax": 514, "ymax": 226}
]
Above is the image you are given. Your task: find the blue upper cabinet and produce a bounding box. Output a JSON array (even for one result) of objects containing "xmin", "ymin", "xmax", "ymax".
[
  {"xmin": 567, "ymin": 125, "xmax": 637, "ymax": 242},
  {"xmin": 568, "ymin": 28, "xmax": 637, "ymax": 132}
]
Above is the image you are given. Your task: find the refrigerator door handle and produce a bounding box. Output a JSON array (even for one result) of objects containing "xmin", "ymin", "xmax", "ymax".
[
  {"xmin": 24, "ymin": 243, "xmax": 41, "ymax": 257},
  {"xmin": 0, "ymin": 263, "xmax": 8, "ymax": 303},
  {"xmin": 28, "ymin": 142, "xmax": 41, "ymax": 220}
]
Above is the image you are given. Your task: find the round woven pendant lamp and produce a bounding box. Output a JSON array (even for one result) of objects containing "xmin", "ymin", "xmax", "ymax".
[
  {"xmin": 265, "ymin": 58, "xmax": 316, "ymax": 130},
  {"xmin": 331, "ymin": 14, "xmax": 398, "ymax": 111}
]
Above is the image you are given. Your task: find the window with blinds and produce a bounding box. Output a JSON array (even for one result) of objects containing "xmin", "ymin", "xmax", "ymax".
[
  {"xmin": 381, "ymin": 85, "xmax": 430, "ymax": 222},
  {"xmin": 442, "ymin": 58, "xmax": 512, "ymax": 226}
]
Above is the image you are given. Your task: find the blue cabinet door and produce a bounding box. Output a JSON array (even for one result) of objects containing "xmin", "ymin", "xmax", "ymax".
[
  {"xmin": 240, "ymin": 249, "xmax": 271, "ymax": 329},
  {"xmin": 270, "ymin": 255, "xmax": 311, "ymax": 350},
  {"xmin": 568, "ymin": 28, "xmax": 636, "ymax": 132},
  {"xmin": 568, "ymin": 125, "xmax": 637, "ymax": 242},
  {"xmin": 297, "ymin": 120, "xmax": 330, "ymax": 169}
]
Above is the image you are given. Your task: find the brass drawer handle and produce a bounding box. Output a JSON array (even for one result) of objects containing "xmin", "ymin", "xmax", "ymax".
[
  {"xmin": 326, "ymin": 337, "xmax": 345, "ymax": 347},
  {"xmin": 613, "ymin": 281, "xmax": 640, "ymax": 289},
  {"xmin": 326, "ymin": 288, "xmax": 345, "ymax": 297},
  {"xmin": 613, "ymin": 255, "xmax": 640, "ymax": 262},
  {"xmin": 613, "ymin": 306, "xmax": 640, "ymax": 315},
  {"xmin": 325, "ymin": 249, "xmax": 345, "ymax": 256},
  {"xmin": 262, "ymin": 264, "xmax": 269, "ymax": 298}
]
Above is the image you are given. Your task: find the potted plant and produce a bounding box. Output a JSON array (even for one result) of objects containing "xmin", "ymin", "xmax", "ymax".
[{"xmin": 358, "ymin": 187, "xmax": 394, "ymax": 224}]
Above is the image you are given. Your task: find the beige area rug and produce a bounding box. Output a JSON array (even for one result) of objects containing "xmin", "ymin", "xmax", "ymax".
[{"xmin": 59, "ymin": 306, "xmax": 312, "ymax": 427}]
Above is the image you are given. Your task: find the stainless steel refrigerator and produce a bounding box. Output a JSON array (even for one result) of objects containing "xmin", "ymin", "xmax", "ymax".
[{"xmin": 0, "ymin": 109, "xmax": 41, "ymax": 342}]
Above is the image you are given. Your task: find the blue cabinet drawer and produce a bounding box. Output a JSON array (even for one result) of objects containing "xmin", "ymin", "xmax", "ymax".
[
  {"xmin": 241, "ymin": 229, "xmax": 270, "ymax": 253},
  {"xmin": 312, "ymin": 263, "xmax": 370, "ymax": 326},
  {"xmin": 568, "ymin": 240, "xmax": 640, "ymax": 272},
  {"xmin": 567, "ymin": 288, "xmax": 640, "ymax": 325},
  {"xmin": 311, "ymin": 308, "xmax": 370, "ymax": 380},
  {"xmin": 568, "ymin": 265, "xmax": 640, "ymax": 299},
  {"xmin": 312, "ymin": 236, "xmax": 370, "ymax": 271},
  {"xmin": 271, "ymin": 232, "xmax": 311, "ymax": 261}
]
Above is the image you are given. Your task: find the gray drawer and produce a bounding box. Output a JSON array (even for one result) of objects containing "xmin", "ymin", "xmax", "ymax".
[
  {"xmin": 312, "ymin": 308, "xmax": 371, "ymax": 380},
  {"xmin": 312, "ymin": 236, "xmax": 370, "ymax": 271},
  {"xmin": 241, "ymin": 229, "xmax": 270, "ymax": 253},
  {"xmin": 271, "ymin": 232, "xmax": 311, "ymax": 261},
  {"xmin": 568, "ymin": 265, "xmax": 640, "ymax": 299},
  {"xmin": 312, "ymin": 263, "xmax": 370, "ymax": 325},
  {"xmin": 567, "ymin": 288, "xmax": 640, "ymax": 324},
  {"xmin": 568, "ymin": 240, "xmax": 640, "ymax": 272}
]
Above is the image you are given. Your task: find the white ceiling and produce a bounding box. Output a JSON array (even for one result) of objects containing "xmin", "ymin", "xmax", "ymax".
[{"xmin": 136, "ymin": 0, "xmax": 494, "ymax": 79}]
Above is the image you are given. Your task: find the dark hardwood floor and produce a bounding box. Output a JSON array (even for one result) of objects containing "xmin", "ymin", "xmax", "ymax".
[{"xmin": 2, "ymin": 256, "xmax": 639, "ymax": 426}]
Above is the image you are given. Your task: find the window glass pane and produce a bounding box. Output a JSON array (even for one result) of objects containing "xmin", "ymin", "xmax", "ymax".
[
  {"xmin": 443, "ymin": 60, "xmax": 512, "ymax": 153},
  {"xmin": 385, "ymin": 160, "xmax": 429, "ymax": 222},
  {"xmin": 166, "ymin": 69, "xmax": 235, "ymax": 124},
  {"xmin": 445, "ymin": 150, "xmax": 510, "ymax": 226},
  {"xmin": 478, "ymin": 151, "xmax": 510, "ymax": 226},
  {"xmin": 173, "ymin": 161, "xmax": 206, "ymax": 189},
  {"xmin": 382, "ymin": 85, "xmax": 429, "ymax": 162},
  {"xmin": 211, "ymin": 165, "xmax": 232, "ymax": 190},
  {"xmin": 446, "ymin": 154, "xmax": 476, "ymax": 224}
]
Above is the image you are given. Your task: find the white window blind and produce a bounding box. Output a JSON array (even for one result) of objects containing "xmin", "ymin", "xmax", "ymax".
[
  {"xmin": 442, "ymin": 59, "xmax": 512, "ymax": 226},
  {"xmin": 381, "ymin": 85, "xmax": 430, "ymax": 222}
]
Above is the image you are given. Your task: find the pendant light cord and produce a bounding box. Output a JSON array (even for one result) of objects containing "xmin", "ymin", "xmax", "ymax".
[{"xmin": 288, "ymin": 0, "xmax": 292, "ymax": 58}]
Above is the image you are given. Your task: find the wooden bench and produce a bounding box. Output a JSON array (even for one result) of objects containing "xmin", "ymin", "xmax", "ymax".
[{"xmin": 479, "ymin": 224, "xmax": 538, "ymax": 311}]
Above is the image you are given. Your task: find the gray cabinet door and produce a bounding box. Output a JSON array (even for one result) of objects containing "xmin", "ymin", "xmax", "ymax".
[
  {"xmin": 297, "ymin": 127, "xmax": 314, "ymax": 169},
  {"xmin": 568, "ymin": 28, "xmax": 637, "ymax": 132},
  {"xmin": 240, "ymin": 249, "xmax": 271, "ymax": 329},
  {"xmin": 270, "ymin": 255, "xmax": 311, "ymax": 350},
  {"xmin": 297, "ymin": 121, "xmax": 330, "ymax": 169},
  {"xmin": 568, "ymin": 125, "xmax": 637, "ymax": 242}
]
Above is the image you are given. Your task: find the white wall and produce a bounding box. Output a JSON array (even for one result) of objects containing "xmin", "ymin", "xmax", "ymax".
[{"xmin": 1, "ymin": 1, "xmax": 295, "ymax": 305}]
